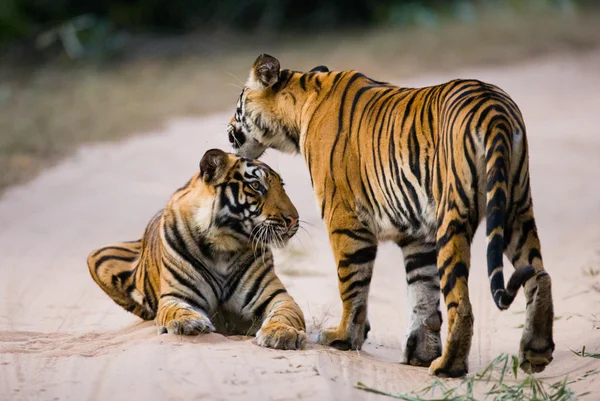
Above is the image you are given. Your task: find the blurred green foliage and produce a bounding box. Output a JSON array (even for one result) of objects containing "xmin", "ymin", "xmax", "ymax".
[{"xmin": 0, "ymin": 0, "xmax": 591, "ymax": 57}]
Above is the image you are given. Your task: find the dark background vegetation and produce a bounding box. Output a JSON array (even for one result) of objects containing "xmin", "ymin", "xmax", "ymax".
[
  {"xmin": 2, "ymin": 0, "xmax": 596, "ymax": 62},
  {"xmin": 4, "ymin": 0, "xmax": 574, "ymax": 38},
  {"xmin": 1, "ymin": 0, "xmax": 599, "ymax": 194}
]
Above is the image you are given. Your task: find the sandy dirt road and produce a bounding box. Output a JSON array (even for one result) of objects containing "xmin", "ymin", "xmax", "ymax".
[{"xmin": 1, "ymin": 51, "xmax": 600, "ymax": 401}]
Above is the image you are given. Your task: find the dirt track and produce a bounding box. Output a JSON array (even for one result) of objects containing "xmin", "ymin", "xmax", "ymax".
[{"xmin": 1, "ymin": 51, "xmax": 600, "ymax": 400}]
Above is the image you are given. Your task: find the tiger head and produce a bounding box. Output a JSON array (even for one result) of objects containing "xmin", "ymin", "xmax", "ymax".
[
  {"xmin": 226, "ymin": 54, "xmax": 328, "ymax": 159},
  {"xmin": 175, "ymin": 149, "xmax": 299, "ymax": 252}
]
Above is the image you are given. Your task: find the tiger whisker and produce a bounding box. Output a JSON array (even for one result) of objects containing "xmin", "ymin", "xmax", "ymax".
[
  {"xmin": 297, "ymin": 225, "xmax": 316, "ymax": 247},
  {"xmin": 250, "ymin": 224, "xmax": 263, "ymax": 259},
  {"xmin": 224, "ymin": 70, "xmax": 245, "ymax": 86},
  {"xmin": 273, "ymin": 228, "xmax": 282, "ymax": 250},
  {"xmin": 299, "ymin": 219, "xmax": 318, "ymax": 228},
  {"xmin": 225, "ymin": 83, "xmax": 243, "ymax": 90},
  {"xmin": 291, "ymin": 236, "xmax": 309, "ymax": 254},
  {"xmin": 257, "ymin": 225, "xmax": 268, "ymax": 261}
]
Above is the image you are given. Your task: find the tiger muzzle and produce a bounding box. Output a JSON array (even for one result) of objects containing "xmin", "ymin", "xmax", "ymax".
[{"xmin": 227, "ymin": 125, "xmax": 246, "ymax": 149}]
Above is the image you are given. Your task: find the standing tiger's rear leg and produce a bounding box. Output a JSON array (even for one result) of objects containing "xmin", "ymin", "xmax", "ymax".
[
  {"xmin": 87, "ymin": 241, "xmax": 155, "ymax": 320},
  {"xmin": 317, "ymin": 214, "xmax": 377, "ymax": 350},
  {"xmin": 429, "ymin": 213, "xmax": 474, "ymax": 377},
  {"xmin": 399, "ymin": 240, "xmax": 443, "ymax": 367},
  {"xmin": 505, "ymin": 207, "xmax": 554, "ymax": 373}
]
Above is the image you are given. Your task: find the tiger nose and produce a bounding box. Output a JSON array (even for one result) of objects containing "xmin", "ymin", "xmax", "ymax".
[
  {"xmin": 228, "ymin": 126, "xmax": 245, "ymax": 148},
  {"xmin": 285, "ymin": 215, "xmax": 298, "ymax": 230}
]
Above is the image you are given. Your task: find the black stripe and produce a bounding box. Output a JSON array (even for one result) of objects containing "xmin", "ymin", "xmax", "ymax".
[
  {"xmin": 463, "ymin": 127, "xmax": 479, "ymax": 225},
  {"xmin": 162, "ymin": 259, "xmax": 209, "ymax": 305},
  {"xmin": 442, "ymin": 262, "xmax": 469, "ymax": 297},
  {"xmin": 164, "ymin": 220, "xmax": 221, "ymax": 296},
  {"xmin": 331, "ymin": 228, "xmax": 372, "ymax": 242},
  {"xmin": 408, "ymin": 124, "xmax": 421, "ymax": 183},
  {"xmin": 338, "ymin": 270, "xmax": 359, "ymax": 283},
  {"xmin": 143, "ymin": 268, "xmax": 157, "ymax": 311},
  {"xmin": 405, "ymin": 249, "xmax": 437, "ymax": 274},
  {"xmin": 94, "ymin": 254, "xmax": 137, "ymax": 274},
  {"xmin": 253, "ymin": 288, "xmax": 287, "ymax": 318},
  {"xmin": 449, "ymin": 154, "xmax": 471, "ymax": 210},
  {"xmin": 272, "ymin": 69, "xmax": 293, "ymax": 92},
  {"xmin": 329, "ymin": 73, "xmax": 365, "ymax": 170},
  {"xmin": 343, "ymin": 277, "xmax": 372, "ymax": 294},
  {"xmin": 92, "ymin": 245, "xmax": 138, "ymax": 258},
  {"xmin": 528, "ymin": 248, "xmax": 542, "ymax": 264},
  {"xmin": 342, "ymin": 290, "xmax": 361, "ymax": 302},
  {"xmin": 223, "ymin": 252, "xmax": 264, "ymax": 302},
  {"xmin": 111, "ymin": 269, "xmax": 133, "ymax": 287},
  {"xmin": 299, "ymin": 74, "xmax": 307, "ymax": 91},
  {"xmin": 437, "ymin": 254, "xmax": 454, "ymax": 280},
  {"xmin": 487, "ymin": 233, "xmax": 504, "ymax": 277},
  {"xmin": 515, "ymin": 218, "xmax": 536, "ymax": 257},
  {"xmin": 436, "ymin": 220, "xmax": 469, "ymax": 250},
  {"xmin": 314, "ymin": 76, "xmax": 322, "ymax": 91},
  {"xmin": 160, "ymin": 292, "xmax": 206, "ymax": 312},
  {"xmin": 243, "ymin": 266, "xmax": 272, "ymax": 307},
  {"xmin": 338, "ymin": 246, "xmax": 377, "ymax": 268},
  {"xmin": 320, "ymin": 180, "xmax": 327, "ymax": 218},
  {"xmin": 407, "ymin": 274, "xmax": 436, "ymax": 285}
]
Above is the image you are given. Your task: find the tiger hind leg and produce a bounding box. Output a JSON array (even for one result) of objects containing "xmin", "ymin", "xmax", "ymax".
[
  {"xmin": 87, "ymin": 241, "xmax": 155, "ymax": 320},
  {"xmin": 428, "ymin": 212, "xmax": 474, "ymax": 377},
  {"xmin": 505, "ymin": 208, "xmax": 554, "ymax": 373},
  {"xmin": 399, "ymin": 240, "xmax": 443, "ymax": 367}
]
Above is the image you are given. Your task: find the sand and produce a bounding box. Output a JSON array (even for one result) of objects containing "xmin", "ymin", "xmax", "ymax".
[{"xmin": 1, "ymin": 51, "xmax": 600, "ymax": 401}]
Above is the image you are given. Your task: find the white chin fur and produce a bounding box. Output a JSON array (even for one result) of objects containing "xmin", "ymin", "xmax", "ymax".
[
  {"xmin": 194, "ymin": 199, "xmax": 214, "ymax": 232},
  {"xmin": 238, "ymin": 139, "xmax": 267, "ymax": 159}
]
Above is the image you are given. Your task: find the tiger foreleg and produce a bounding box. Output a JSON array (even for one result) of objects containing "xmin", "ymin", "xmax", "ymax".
[
  {"xmin": 156, "ymin": 296, "xmax": 215, "ymax": 335},
  {"xmin": 429, "ymin": 216, "xmax": 473, "ymax": 377},
  {"xmin": 254, "ymin": 280, "xmax": 306, "ymax": 350},
  {"xmin": 399, "ymin": 241, "xmax": 442, "ymax": 367},
  {"xmin": 317, "ymin": 220, "xmax": 377, "ymax": 351}
]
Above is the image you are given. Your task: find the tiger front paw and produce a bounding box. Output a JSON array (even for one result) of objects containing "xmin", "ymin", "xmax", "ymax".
[
  {"xmin": 158, "ymin": 311, "xmax": 216, "ymax": 336},
  {"xmin": 256, "ymin": 322, "xmax": 306, "ymax": 350},
  {"xmin": 317, "ymin": 320, "xmax": 370, "ymax": 351}
]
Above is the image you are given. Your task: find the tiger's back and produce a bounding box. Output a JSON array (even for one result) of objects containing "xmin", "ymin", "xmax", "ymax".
[{"xmin": 306, "ymin": 77, "xmax": 523, "ymax": 239}]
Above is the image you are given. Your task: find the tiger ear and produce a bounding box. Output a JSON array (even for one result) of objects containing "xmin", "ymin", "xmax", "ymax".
[
  {"xmin": 310, "ymin": 65, "xmax": 329, "ymax": 73},
  {"xmin": 248, "ymin": 54, "xmax": 280, "ymax": 90},
  {"xmin": 199, "ymin": 149, "xmax": 229, "ymax": 183}
]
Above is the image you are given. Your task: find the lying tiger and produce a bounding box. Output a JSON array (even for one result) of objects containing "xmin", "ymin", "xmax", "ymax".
[
  {"xmin": 87, "ymin": 149, "xmax": 306, "ymax": 350},
  {"xmin": 226, "ymin": 54, "xmax": 554, "ymax": 376}
]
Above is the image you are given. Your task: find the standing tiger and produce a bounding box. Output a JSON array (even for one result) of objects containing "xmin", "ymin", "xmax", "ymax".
[
  {"xmin": 87, "ymin": 149, "xmax": 306, "ymax": 350},
  {"xmin": 226, "ymin": 54, "xmax": 554, "ymax": 376}
]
